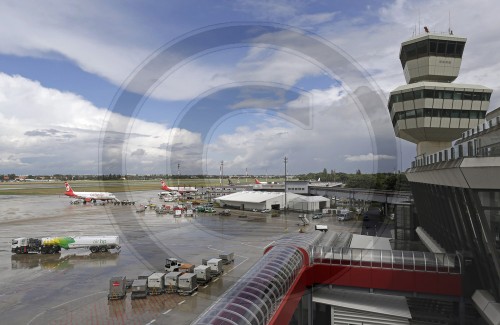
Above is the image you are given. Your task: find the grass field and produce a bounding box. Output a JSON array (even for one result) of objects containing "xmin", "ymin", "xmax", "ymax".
[{"xmin": 0, "ymin": 178, "xmax": 284, "ymax": 195}]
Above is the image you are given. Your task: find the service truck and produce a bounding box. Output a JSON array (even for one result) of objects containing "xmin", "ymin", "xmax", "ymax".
[
  {"xmin": 11, "ymin": 236, "xmax": 120, "ymax": 254},
  {"xmin": 165, "ymin": 257, "xmax": 182, "ymax": 272}
]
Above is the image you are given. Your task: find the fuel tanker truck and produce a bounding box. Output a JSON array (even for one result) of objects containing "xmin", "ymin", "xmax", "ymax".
[{"xmin": 11, "ymin": 236, "xmax": 120, "ymax": 254}]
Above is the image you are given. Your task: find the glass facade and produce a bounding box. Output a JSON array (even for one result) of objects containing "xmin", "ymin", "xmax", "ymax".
[
  {"xmin": 390, "ymin": 89, "xmax": 491, "ymax": 106},
  {"xmin": 400, "ymin": 39, "xmax": 465, "ymax": 68},
  {"xmin": 409, "ymin": 182, "xmax": 500, "ymax": 300},
  {"xmin": 392, "ymin": 109, "xmax": 486, "ymax": 127}
]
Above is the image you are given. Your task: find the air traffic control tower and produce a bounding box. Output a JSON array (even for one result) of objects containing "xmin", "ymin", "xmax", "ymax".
[{"xmin": 388, "ymin": 29, "xmax": 492, "ymax": 156}]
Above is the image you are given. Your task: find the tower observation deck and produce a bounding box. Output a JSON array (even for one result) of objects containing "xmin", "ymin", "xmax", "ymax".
[{"xmin": 388, "ymin": 29, "xmax": 492, "ymax": 156}]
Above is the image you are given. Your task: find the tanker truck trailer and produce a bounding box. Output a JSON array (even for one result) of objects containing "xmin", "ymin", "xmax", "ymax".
[{"xmin": 11, "ymin": 235, "xmax": 120, "ymax": 254}]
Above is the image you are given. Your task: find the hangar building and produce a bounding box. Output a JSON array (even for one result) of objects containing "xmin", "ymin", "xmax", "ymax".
[{"xmin": 214, "ymin": 191, "xmax": 330, "ymax": 212}]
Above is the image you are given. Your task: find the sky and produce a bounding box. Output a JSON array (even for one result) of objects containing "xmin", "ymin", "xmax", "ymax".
[{"xmin": 1, "ymin": 0, "xmax": 499, "ymax": 176}]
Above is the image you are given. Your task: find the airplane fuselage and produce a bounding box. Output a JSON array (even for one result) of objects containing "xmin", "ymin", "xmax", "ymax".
[{"xmin": 65, "ymin": 191, "xmax": 116, "ymax": 201}]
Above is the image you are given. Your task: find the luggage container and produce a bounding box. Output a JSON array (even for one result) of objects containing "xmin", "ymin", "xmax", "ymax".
[
  {"xmin": 219, "ymin": 252, "xmax": 234, "ymax": 265},
  {"xmin": 138, "ymin": 271, "xmax": 154, "ymax": 282},
  {"xmin": 131, "ymin": 279, "xmax": 148, "ymax": 300},
  {"xmin": 207, "ymin": 258, "xmax": 223, "ymax": 276},
  {"xmin": 179, "ymin": 263, "xmax": 195, "ymax": 273},
  {"xmin": 165, "ymin": 271, "xmax": 182, "ymax": 293},
  {"xmin": 194, "ymin": 265, "xmax": 212, "ymax": 285},
  {"xmin": 108, "ymin": 276, "xmax": 127, "ymax": 300},
  {"xmin": 178, "ymin": 273, "xmax": 198, "ymax": 295},
  {"xmin": 148, "ymin": 272, "xmax": 166, "ymax": 295}
]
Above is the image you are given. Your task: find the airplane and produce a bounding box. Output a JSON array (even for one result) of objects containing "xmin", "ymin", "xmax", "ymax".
[
  {"xmin": 254, "ymin": 178, "xmax": 268, "ymax": 185},
  {"xmin": 64, "ymin": 182, "xmax": 117, "ymax": 203},
  {"xmin": 160, "ymin": 180, "xmax": 197, "ymax": 194}
]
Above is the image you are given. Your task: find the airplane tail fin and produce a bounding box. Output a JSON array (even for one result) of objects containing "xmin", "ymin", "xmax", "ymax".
[
  {"xmin": 255, "ymin": 178, "xmax": 261, "ymax": 184},
  {"xmin": 64, "ymin": 182, "xmax": 75, "ymax": 196},
  {"xmin": 160, "ymin": 179, "xmax": 169, "ymax": 191}
]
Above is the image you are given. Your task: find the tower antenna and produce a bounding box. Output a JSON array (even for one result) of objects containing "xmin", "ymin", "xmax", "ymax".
[
  {"xmin": 448, "ymin": 11, "xmax": 453, "ymax": 35},
  {"xmin": 418, "ymin": 10, "xmax": 421, "ymax": 34}
]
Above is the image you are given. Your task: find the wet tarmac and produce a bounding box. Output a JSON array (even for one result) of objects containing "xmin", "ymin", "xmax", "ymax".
[{"xmin": 0, "ymin": 191, "xmax": 361, "ymax": 324}]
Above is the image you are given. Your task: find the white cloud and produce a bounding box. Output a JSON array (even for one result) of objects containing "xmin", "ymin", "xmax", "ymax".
[
  {"xmin": 2, "ymin": 0, "xmax": 499, "ymax": 174},
  {"xmin": 0, "ymin": 73, "xmax": 201, "ymax": 174}
]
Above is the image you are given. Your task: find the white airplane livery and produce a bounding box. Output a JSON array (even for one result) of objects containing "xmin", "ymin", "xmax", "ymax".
[
  {"xmin": 160, "ymin": 180, "xmax": 197, "ymax": 194},
  {"xmin": 64, "ymin": 182, "xmax": 117, "ymax": 202}
]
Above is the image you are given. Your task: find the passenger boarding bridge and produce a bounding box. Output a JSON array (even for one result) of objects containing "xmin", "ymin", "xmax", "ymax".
[
  {"xmin": 308, "ymin": 186, "xmax": 412, "ymax": 205},
  {"xmin": 192, "ymin": 230, "xmax": 463, "ymax": 325}
]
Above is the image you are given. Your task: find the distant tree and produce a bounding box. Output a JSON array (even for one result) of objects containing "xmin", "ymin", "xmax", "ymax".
[{"xmin": 355, "ymin": 169, "xmax": 361, "ymax": 175}]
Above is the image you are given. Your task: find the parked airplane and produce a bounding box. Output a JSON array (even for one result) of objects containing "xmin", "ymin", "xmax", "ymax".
[
  {"xmin": 64, "ymin": 182, "xmax": 117, "ymax": 202},
  {"xmin": 254, "ymin": 178, "xmax": 267, "ymax": 185},
  {"xmin": 160, "ymin": 180, "xmax": 197, "ymax": 194}
]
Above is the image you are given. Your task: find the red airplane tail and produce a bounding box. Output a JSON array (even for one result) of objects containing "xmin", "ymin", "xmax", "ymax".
[
  {"xmin": 64, "ymin": 182, "xmax": 75, "ymax": 196},
  {"xmin": 160, "ymin": 179, "xmax": 170, "ymax": 191},
  {"xmin": 255, "ymin": 178, "xmax": 261, "ymax": 184}
]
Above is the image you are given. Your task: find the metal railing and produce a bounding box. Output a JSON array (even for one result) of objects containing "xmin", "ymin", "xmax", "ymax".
[{"xmin": 312, "ymin": 247, "xmax": 461, "ymax": 274}]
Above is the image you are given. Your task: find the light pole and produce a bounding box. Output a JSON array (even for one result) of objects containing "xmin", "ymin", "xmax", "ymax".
[
  {"xmin": 284, "ymin": 156, "xmax": 288, "ymax": 230},
  {"xmin": 220, "ymin": 161, "xmax": 224, "ymax": 185},
  {"xmin": 177, "ymin": 163, "xmax": 180, "ymax": 188}
]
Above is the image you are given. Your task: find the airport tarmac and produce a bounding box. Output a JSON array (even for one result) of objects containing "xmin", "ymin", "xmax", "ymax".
[{"xmin": 0, "ymin": 191, "xmax": 361, "ymax": 325}]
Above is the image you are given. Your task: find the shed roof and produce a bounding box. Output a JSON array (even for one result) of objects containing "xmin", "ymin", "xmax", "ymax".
[
  {"xmin": 313, "ymin": 287, "xmax": 411, "ymax": 319},
  {"xmin": 215, "ymin": 191, "xmax": 285, "ymax": 203}
]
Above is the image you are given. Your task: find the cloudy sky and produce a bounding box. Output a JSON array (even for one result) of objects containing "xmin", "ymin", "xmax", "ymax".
[{"xmin": 1, "ymin": 0, "xmax": 499, "ymax": 176}]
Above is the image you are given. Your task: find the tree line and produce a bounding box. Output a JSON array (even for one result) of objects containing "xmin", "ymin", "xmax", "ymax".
[{"xmin": 296, "ymin": 169, "xmax": 410, "ymax": 191}]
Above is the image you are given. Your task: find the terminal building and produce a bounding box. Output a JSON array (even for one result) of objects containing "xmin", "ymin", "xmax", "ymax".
[
  {"xmin": 192, "ymin": 29, "xmax": 500, "ymax": 325},
  {"xmin": 392, "ymin": 29, "xmax": 500, "ymax": 323}
]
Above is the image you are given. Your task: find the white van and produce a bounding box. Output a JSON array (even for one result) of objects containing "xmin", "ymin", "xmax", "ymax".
[{"xmin": 337, "ymin": 210, "xmax": 352, "ymax": 221}]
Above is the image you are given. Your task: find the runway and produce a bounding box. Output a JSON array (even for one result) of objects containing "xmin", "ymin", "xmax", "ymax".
[{"xmin": 0, "ymin": 191, "xmax": 361, "ymax": 324}]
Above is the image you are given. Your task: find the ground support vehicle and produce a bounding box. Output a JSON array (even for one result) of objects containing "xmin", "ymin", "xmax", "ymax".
[
  {"xmin": 11, "ymin": 236, "xmax": 120, "ymax": 254},
  {"xmin": 178, "ymin": 273, "xmax": 198, "ymax": 295},
  {"xmin": 148, "ymin": 273, "xmax": 166, "ymax": 295},
  {"xmin": 218, "ymin": 209, "xmax": 231, "ymax": 216},
  {"xmin": 131, "ymin": 279, "xmax": 148, "ymax": 299},
  {"xmin": 165, "ymin": 257, "xmax": 182, "ymax": 272},
  {"xmin": 194, "ymin": 265, "xmax": 212, "ymax": 285},
  {"xmin": 108, "ymin": 276, "xmax": 127, "ymax": 300}
]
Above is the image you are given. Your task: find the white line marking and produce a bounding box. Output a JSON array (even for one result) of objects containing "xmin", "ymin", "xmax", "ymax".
[
  {"xmin": 191, "ymin": 292, "xmax": 198, "ymax": 296},
  {"xmin": 145, "ymin": 320, "xmax": 156, "ymax": 325},
  {"xmin": 239, "ymin": 242, "xmax": 266, "ymax": 249},
  {"xmin": 202, "ymin": 285, "xmax": 208, "ymax": 289},
  {"xmin": 226, "ymin": 257, "xmax": 249, "ymax": 274},
  {"xmin": 28, "ymin": 290, "xmax": 107, "ymax": 325},
  {"xmin": 207, "ymin": 246, "xmax": 248, "ymax": 259},
  {"xmin": 162, "ymin": 309, "xmax": 172, "ymax": 315},
  {"xmin": 178, "ymin": 300, "xmax": 186, "ymax": 305},
  {"xmin": 213, "ymin": 278, "xmax": 219, "ymax": 282}
]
